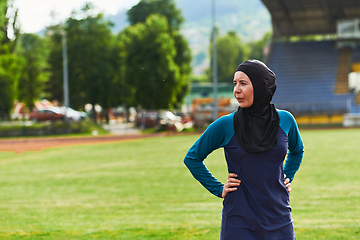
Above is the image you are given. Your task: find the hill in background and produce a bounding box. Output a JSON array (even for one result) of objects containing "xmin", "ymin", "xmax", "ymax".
[{"xmin": 108, "ymin": 0, "xmax": 272, "ymax": 74}]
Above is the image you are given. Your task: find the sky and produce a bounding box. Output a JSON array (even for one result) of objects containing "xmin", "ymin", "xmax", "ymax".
[{"xmin": 13, "ymin": 0, "xmax": 140, "ymax": 33}]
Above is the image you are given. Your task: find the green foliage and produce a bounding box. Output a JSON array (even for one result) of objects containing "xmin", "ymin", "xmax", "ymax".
[
  {"xmin": 0, "ymin": 46, "xmax": 24, "ymax": 118},
  {"xmin": 284, "ymin": 34, "xmax": 337, "ymax": 43},
  {"xmin": 46, "ymin": 4, "xmax": 116, "ymax": 111},
  {"xmin": 1, "ymin": 0, "xmax": 193, "ymax": 114},
  {"xmin": 190, "ymin": 73, "xmax": 208, "ymax": 83},
  {"xmin": 17, "ymin": 33, "xmax": 50, "ymax": 109},
  {"xmin": 247, "ymin": 32, "xmax": 271, "ymax": 61},
  {"xmin": 122, "ymin": 0, "xmax": 192, "ymax": 109},
  {"xmin": 76, "ymin": 119, "xmax": 108, "ymax": 135},
  {"xmin": 44, "ymin": 0, "xmax": 192, "ymax": 113},
  {"xmin": 119, "ymin": 14, "xmax": 179, "ymax": 109},
  {"xmin": 0, "ymin": 0, "xmax": 6, "ymax": 43},
  {"xmin": 127, "ymin": 0, "xmax": 184, "ymax": 32},
  {"xmin": 206, "ymin": 31, "xmax": 271, "ymax": 83},
  {"xmin": 0, "ymin": 77, "xmax": 12, "ymax": 118},
  {"xmin": 0, "ymin": 0, "xmax": 20, "ymax": 52},
  {"xmin": 67, "ymin": 11, "xmax": 115, "ymax": 110},
  {"xmin": 45, "ymin": 24, "xmax": 64, "ymax": 103},
  {"xmin": 172, "ymin": 31, "xmax": 192, "ymax": 108},
  {"xmin": 209, "ymin": 31, "xmax": 247, "ymax": 83},
  {"xmin": 0, "ymin": 0, "xmax": 24, "ymax": 118}
]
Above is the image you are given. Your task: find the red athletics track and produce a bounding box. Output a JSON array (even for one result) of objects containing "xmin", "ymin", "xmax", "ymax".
[{"xmin": 0, "ymin": 133, "xmax": 167, "ymax": 154}]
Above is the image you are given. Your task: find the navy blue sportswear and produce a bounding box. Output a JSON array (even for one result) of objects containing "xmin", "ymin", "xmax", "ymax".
[{"xmin": 184, "ymin": 109, "xmax": 304, "ymax": 240}]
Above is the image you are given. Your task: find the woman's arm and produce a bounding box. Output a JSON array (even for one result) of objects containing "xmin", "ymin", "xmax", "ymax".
[
  {"xmin": 184, "ymin": 115, "xmax": 233, "ymax": 198},
  {"xmin": 279, "ymin": 110, "xmax": 304, "ymax": 182}
]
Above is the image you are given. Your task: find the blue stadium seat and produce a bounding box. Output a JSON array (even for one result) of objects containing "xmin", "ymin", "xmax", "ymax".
[{"xmin": 267, "ymin": 40, "xmax": 358, "ymax": 115}]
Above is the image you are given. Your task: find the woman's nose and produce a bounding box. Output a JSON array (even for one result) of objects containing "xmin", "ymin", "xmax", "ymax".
[{"xmin": 234, "ymin": 84, "xmax": 241, "ymax": 93}]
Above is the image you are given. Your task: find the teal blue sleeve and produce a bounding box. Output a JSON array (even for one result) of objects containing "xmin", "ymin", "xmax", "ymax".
[
  {"xmin": 278, "ymin": 110, "xmax": 304, "ymax": 182},
  {"xmin": 183, "ymin": 114, "xmax": 234, "ymax": 198}
]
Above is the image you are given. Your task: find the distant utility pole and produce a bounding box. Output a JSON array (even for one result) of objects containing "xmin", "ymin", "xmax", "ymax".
[
  {"xmin": 212, "ymin": 0, "xmax": 218, "ymax": 121},
  {"xmin": 62, "ymin": 30, "xmax": 69, "ymax": 110}
]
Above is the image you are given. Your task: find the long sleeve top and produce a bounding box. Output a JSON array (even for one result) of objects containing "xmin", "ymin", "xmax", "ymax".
[{"xmin": 183, "ymin": 109, "xmax": 304, "ymax": 198}]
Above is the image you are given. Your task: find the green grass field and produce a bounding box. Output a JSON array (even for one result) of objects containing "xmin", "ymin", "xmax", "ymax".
[{"xmin": 0, "ymin": 128, "xmax": 359, "ymax": 239}]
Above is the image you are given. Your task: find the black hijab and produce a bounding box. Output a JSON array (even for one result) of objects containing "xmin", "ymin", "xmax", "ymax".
[{"xmin": 233, "ymin": 60, "xmax": 279, "ymax": 153}]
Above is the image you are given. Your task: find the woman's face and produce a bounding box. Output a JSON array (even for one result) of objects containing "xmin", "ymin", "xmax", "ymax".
[{"xmin": 233, "ymin": 71, "xmax": 254, "ymax": 108}]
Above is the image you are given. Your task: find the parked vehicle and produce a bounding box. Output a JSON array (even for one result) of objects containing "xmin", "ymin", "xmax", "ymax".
[
  {"xmin": 135, "ymin": 110, "xmax": 190, "ymax": 132},
  {"xmin": 59, "ymin": 107, "xmax": 87, "ymax": 121},
  {"xmin": 29, "ymin": 108, "xmax": 65, "ymax": 122},
  {"xmin": 135, "ymin": 111, "xmax": 160, "ymax": 128}
]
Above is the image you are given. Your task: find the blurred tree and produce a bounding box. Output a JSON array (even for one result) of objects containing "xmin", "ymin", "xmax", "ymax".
[
  {"xmin": 247, "ymin": 32, "xmax": 271, "ymax": 61},
  {"xmin": 125, "ymin": 0, "xmax": 192, "ymax": 109},
  {"xmin": 112, "ymin": 31, "xmax": 134, "ymax": 110},
  {"xmin": 172, "ymin": 31, "xmax": 192, "ymax": 108},
  {"xmin": 17, "ymin": 33, "xmax": 50, "ymax": 109},
  {"xmin": 0, "ymin": 0, "xmax": 24, "ymax": 119},
  {"xmin": 1, "ymin": 0, "xmax": 20, "ymax": 52},
  {"xmin": 207, "ymin": 31, "xmax": 271, "ymax": 83},
  {"xmin": 46, "ymin": 3, "xmax": 116, "ymax": 115},
  {"xmin": 208, "ymin": 31, "xmax": 248, "ymax": 83},
  {"xmin": 0, "ymin": 45, "xmax": 24, "ymax": 119},
  {"xmin": 45, "ymin": 24, "xmax": 63, "ymax": 103},
  {"xmin": 205, "ymin": 26, "xmax": 219, "ymax": 82},
  {"xmin": 0, "ymin": 0, "xmax": 6, "ymax": 43},
  {"xmin": 119, "ymin": 14, "xmax": 180, "ymax": 109},
  {"xmin": 127, "ymin": 0, "xmax": 184, "ymax": 32}
]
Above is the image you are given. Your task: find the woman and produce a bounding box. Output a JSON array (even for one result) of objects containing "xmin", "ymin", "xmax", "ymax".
[{"xmin": 184, "ymin": 60, "xmax": 304, "ymax": 240}]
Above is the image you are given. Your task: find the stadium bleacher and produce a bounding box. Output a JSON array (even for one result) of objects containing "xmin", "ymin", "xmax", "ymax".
[
  {"xmin": 268, "ymin": 40, "xmax": 358, "ymax": 116},
  {"xmin": 261, "ymin": 0, "xmax": 360, "ymax": 124}
]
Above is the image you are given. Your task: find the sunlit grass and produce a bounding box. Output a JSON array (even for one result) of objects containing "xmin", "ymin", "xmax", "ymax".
[{"xmin": 0, "ymin": 129, "xmax": 359, "ymax": 239}]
